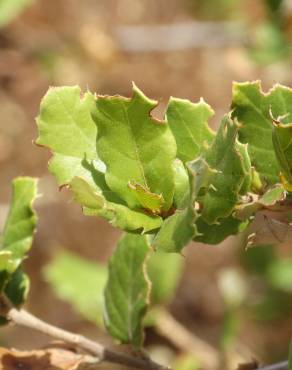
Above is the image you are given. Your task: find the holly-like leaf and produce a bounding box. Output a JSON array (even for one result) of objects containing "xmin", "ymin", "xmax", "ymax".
[
  {"xmin": 188, "ymin": 157, "xmax": 218, "ymax": 198},
  {"xmin": 272, "ymin": 120, "xmax": 292, "ymax": 188},
  {"xmin": 166, "ymin": 97, "xmax": 215, "ymax": 163},
  {"xmin": 232, "ymin": 81, "xmax": 292, "ymax": 184},
  {"xmin": 194, "ymin": 216, "xmax": 249, "ymax": 245},
  {"xmin": 0, "ymin": 177, "xmax": 37, "ymax": 314},
  {"xmin": 104, "ymin": 233, "xmax": 150, "ymax": 348},
  {"xmin": 235, "ymin": 185, "xmax": 286, "ymax": 221},
  {"xmin": 36, "ymin": 87, "xmax": 162, "ymax": 233},
  {"xmin": 151, "ymin": 159, "xmax": 198, "ymax": 253},
  {"xmin": 36, "ymin": 86, "xmax": 98, "ymax": 187},
  {"xmin": 70, "ymin": 177, "xmax": 162, "ymax": 233},
  {"xmin": 197, "ymin": 116, "xmax": 249, "ymax": 224},
  {"xmin": 152, "ymin": 207, "xmax": 196, "ymax": 252},
  {"xmin": 92, "ymin": 84, "xmax": 177, "ymax": 212},
  {"xmin": 4, "ymin": 268, "xmax": 29, "ymax": 307},
  {"xmin": 1, "ymin": 177, "xmax": 38, "ymax": 268},
  {"xmin": 44, "ymin": 250, "xmax": 107, "ymax": 326},
  {"xmin": 154, "ymin": 157, "xmax": 218, "ymax": 251}
]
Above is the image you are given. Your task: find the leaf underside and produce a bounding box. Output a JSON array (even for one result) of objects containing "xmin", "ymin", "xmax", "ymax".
[{"xmin": 104, "ymin": 233, "xmax": 150, "ymax": 348}]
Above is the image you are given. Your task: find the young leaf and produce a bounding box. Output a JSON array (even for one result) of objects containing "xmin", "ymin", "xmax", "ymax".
[
  {"xmin": 232, "ymin": 81, "xmax": 292, "ymax": 184},
  {"xmin": 92, "ymin": 84, "xmax": 177, "ymax": 212},
  {"xmin": 104, "ymin": 233, "xmax": 150, "ymax": 348},
  {"xmin": 70, "ymin": 177, "xmax": 162, "ymax": 233},
  {"xmin": 44, "ymin": 250, "xmax": 107, "ymax": 326},
  {"xmin": 128, "ymin": 182, "xmax": 164, "ymax": 214},
  {"xmin": 152, "ymin": 158, "xmax": 199, "ymax": 253},
  {"xmin": 166, "ymin": 97, "xmax": 215, "ymax": 163},
  {"xmin": 198, "ymin": 116, "xmax": 248, "ymax": 224}
]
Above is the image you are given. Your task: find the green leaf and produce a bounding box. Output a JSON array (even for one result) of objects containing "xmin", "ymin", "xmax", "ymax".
[
  {"xmin": 0, "ymin": 0, "xmax": 33, "ymax": 27},
  {"xmin": 152, "ymin": 158, "xmax": 200, "ymax": 253},
  {"xmin": 237, "ymin": 142, "xmax": 252, "ymax": 195},
  {"xmin": 173, "ymin": 159, "xmax": 190, "ymax": 208},
  {"xmin": 166, "ymin": 97, "xmax": 215, "ymax": 163},
  {"xmin": 232, "ymin": 81, "xmax": 292, "ymax": 184},
  {"xmin": 147, "ymin": 251, "xmax": 184, "ymax": 305},
  {"xmin": 152, "ymin": 207, "xmax": 196, "ymax": 252},
  {"xmin": 36, "ymin": 87, "xmax": 162, "ymax": 233},
  {"xmin": 128, "ymin": 182, "xmax": 164, "ymax": 215},
  {"xmin": 36, "ymin": 86, "xmax": 98, "ymax": 187},
  {"xmin": 0, "ymin": 252, "xmax": 14, "ymax": 292},
  {"xmin": 1, "ymin": 177, "xmax": 38, "ymax": 269},
  {"xmin": 44, "ymin": 250, "xmax": 107, "ymax": 326},
  {"xmin": 235, "ymin": 184, "xmax": 286, "ymax": 220},
  {"xmin": 187, "ymin": 157, "xmax": 217, "ymax": 198},
  {"xmin": 272, "ymin": 120, "xmax": 292, "ymax": 187},
  {"xmin": 197, "ymin": 116, "xmax": 248, "ymax": 224},
  {"xmin": 0, "ymin": 177, "xmax": 37, "ymax": 317},
  {"xmin": 267, "ymin": 259, "xmax": 292, "ymax": 292},
  {"xmin": 195, "ymin": 216, "xmax": 248, "ymax": 245},
  {"xmin": 104, "ymin": 233, "xmax": 150, "ymax": 348},
  {"xmin": 70, "ymin": 177, "xmax": 162, "ymax": 233},
  {"xmin": 4, "ymin": 268, "xmax": 29, "ymax": 307},
  {"xmin": 240, "ymin": 244, "xmax": 275, "ymax": 275},
  {"xmin": 92, "ymin": 84, "xmax": 177, "ymax": 212}
]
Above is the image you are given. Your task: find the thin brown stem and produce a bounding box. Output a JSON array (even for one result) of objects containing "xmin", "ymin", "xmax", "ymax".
[
  {"xmin": 256, "ymin": 361, "xmax": 288, "ymax": 370},
  {"xmin": 154, "ymin": 308, "xmax": 219, "ymax": 369},
  {"xmin": 1, "ymin": 296, "xmax": 169, "ymax": 370}
]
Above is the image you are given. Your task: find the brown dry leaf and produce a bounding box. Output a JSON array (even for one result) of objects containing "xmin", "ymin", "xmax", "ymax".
[{"xmin": 0, "ymin": 347, "xmax": 98, "ymax": 370}]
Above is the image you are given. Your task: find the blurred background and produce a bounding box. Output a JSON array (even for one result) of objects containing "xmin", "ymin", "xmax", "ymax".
[{"xmin": 0, "ymin": 0, "xmax": 292, "ymax": 369}]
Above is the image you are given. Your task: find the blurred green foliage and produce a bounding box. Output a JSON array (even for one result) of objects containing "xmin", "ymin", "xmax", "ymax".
[
  {"xmin": 45, "ymin": 247, "xmax": 184, "ymax": 329},
  {"xmin": 184, "ymin": 0, "xmax": 291, "ymax": 64},
  {"xmin": 0, "ymin": 0, "xmax": 33, "ymax": 27},
  {"xmin": 44, "ymin": 250, "xmax": 107, "ymax": 326},
  {"xmin": 184, "ymin": 0, "xmax": 240, "ymax": 20},
  {"xmin": 147, "ymin": 251, "xmax": 184, "ymax": 306},
  {"xmin": 241, "ymin": 246, "xmax": 292, "ymax": 321},
  {"xmin": 173, "ymin": 354, "xmax": 200, "ymax": 370}
]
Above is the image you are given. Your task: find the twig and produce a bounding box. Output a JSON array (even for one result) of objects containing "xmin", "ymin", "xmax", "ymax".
[
  {"xmin": 0, "ymin": 296, "xmax": 169, "ymax": 370},
  {"xmin": 257, "ymin": 361, "xmax": 288, "ymax": 370},
  {"xmin": 114, "ymin": 21, "xmax": 244, "ymax": 52}
]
